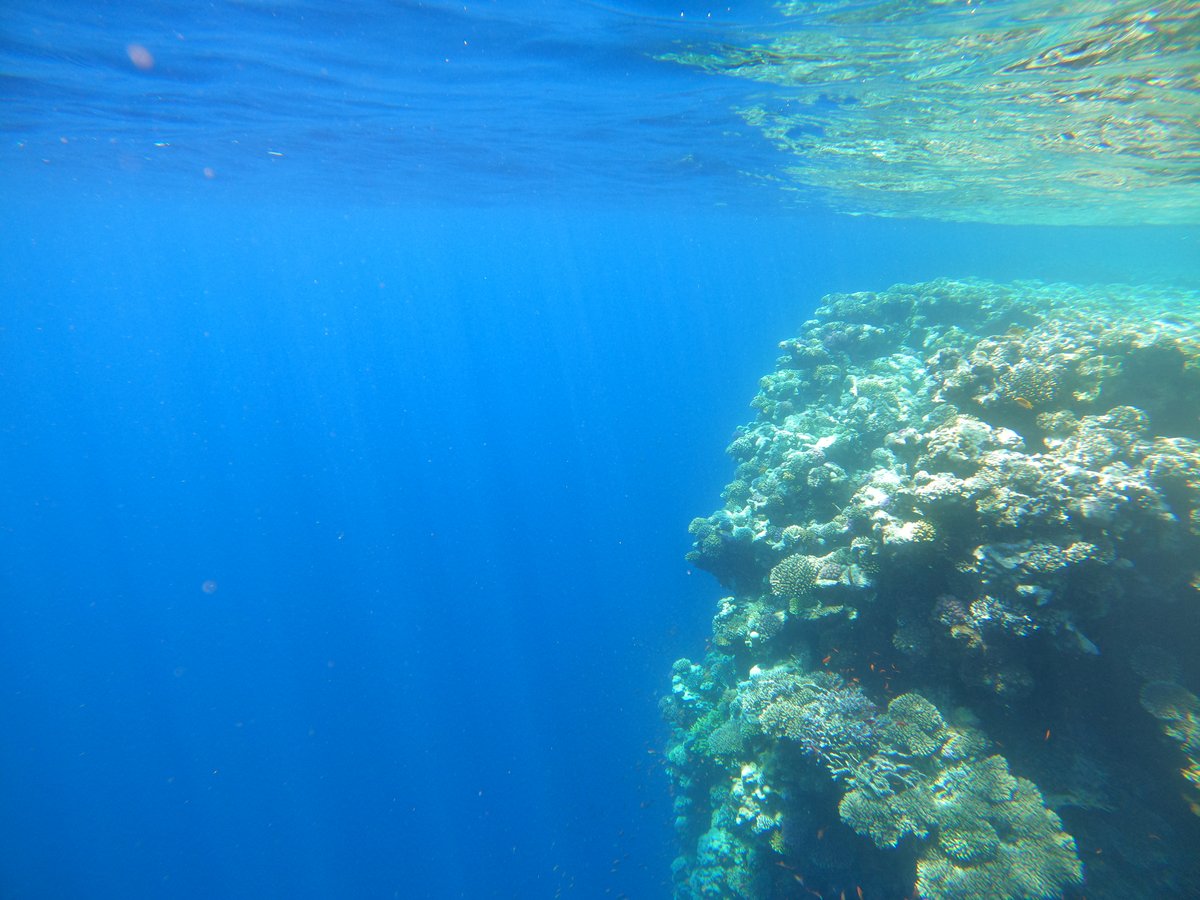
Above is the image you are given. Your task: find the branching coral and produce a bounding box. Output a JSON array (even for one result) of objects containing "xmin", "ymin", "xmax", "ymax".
[
  {"xmin": 916, "ymin": 765, "xmax": 1083, "ymax": 900},
  {"xmin": 768, "ymin": 553, "xmax": 819, "ymax": 612},
  {"xmin": 738, "ymin": 665, "xmax": 878, "ymax": 775},
  {"xmin": 838, "ymin": 698, "xmax": 1083, "ymax": 900}
]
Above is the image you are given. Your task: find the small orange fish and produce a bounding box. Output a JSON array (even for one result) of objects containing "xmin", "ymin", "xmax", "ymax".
[
  {"xmin": 816, "ymin": 826, "xmax": 826, "ymax": 840},
  {"xmin": 856, "ymin": 887, "xmax": 863, "ymax": 900},
  {"xmin": 1043, "ymin": 729, "xmax": 1051, "ymax": 741},
  {"xmin": 822, "ymin": 655, "xmax": 832, "ymax": 665},
  {"xmin": 1014, "ymin": 396, "xmax": 1033, "ymax": 410}
]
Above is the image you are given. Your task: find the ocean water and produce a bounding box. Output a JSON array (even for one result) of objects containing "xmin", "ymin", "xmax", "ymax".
[{"xmin": 1, "ymin": 3, "xmax": 1197, "ymax": 899}]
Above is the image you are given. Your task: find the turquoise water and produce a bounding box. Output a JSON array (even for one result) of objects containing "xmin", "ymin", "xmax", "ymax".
[{"xmin": 1, "ymin": 2, "xmax": 1198, "ymax": 899}]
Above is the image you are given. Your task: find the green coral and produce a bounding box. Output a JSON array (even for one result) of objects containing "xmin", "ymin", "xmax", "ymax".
[
  {"xmin": 833, "ymin": 695, "xmax": 1082, "ymax": 900},
  {"xmin": 840, "ymin": 751, "xmax": 1082, "ymax": 900},
  {"xmin": 839, "ymin": 778, "xmax": 934, "ymax": 847},
  {"xmin": 737, "ymin": 666, "xmax": 876, "ymax": 769},
  {"xmin": 884, "ymin": 693, "xmax": 948, "ymax": 757},
  {"xmin": 687, "ymin": 705, "xmax": 747, "ymax": 765},
  {"xmin": 768, "ymin": 553, "xmax": 818, "ymax": 596},
  {"xmin": 768, "ymin": 553, "xmax": 819, "ymax": 614},
  {"xmin": 706, "ymin": 718, "xmax": 745, "ymax": 761},
  {"xmin": 936, "ymin": 820, "xmax": 1000, "ymax": 864},
  {"xmin": 721, "ymin": 478, "xmax": 752, "ymax": 505},
  {"xmin": 689, "ymin": 519, "xmax": 727, "ymax": 558},
  {"xmin": 997, "ymin": 359, "xmax": 1065, "ymax": 407},
  {"xmin": 738, "ymin": 677, "xmax": 1084, "ymax": 898},
  {"xmin": 916, "ymin": 771, "xmax": 1082, "ymax": 900}
]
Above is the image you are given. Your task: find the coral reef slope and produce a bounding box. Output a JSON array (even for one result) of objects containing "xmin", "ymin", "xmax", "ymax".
[{"xmin": 665, "ymin": 279, "xmax": 1200, "ymax": 900}]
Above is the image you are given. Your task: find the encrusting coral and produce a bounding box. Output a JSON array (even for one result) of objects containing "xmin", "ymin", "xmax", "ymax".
[{"xmin": 663, "ymin": 279, "xmax": 1200, "ymax": 899}]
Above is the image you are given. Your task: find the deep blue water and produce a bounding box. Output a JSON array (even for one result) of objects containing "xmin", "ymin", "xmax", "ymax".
[{"xmin": 2, "ymin": 3, "xmax": 1198, "ymax": 899}]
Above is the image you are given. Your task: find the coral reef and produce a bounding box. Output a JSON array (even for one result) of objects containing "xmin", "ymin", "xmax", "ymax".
[{"xmin": 664, "ymin": 279, "xmax": 1200, "ymax": 899}]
